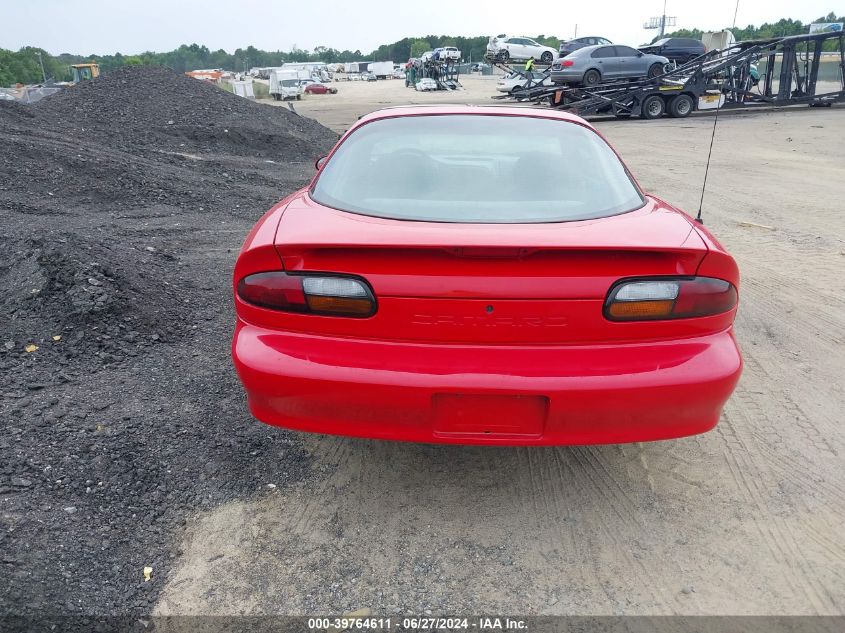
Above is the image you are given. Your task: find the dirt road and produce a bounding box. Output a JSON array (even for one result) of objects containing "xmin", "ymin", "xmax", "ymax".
[
  {"xmin": 155, "ymin": 89, "xmax": 845, "ymax": 615},
  {"xmin": 268, "ymin": 74, "xmax": 504, "ymax": 132}
]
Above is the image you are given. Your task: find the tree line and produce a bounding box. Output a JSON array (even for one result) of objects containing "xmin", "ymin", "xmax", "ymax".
[
  {"xmin": 661, "ymin": 13, "xmax": 842, "ymax": 45},
  {"xmin": 1, "ymin": 13, "xmax": 842, "ymax": 87}
]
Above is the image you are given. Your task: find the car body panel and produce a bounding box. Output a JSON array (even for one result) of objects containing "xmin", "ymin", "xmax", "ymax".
[
  {"xmin": 639, "ymin": 38, "xmax": 706, "ymax": 64},
  {"xmin": 559, "ymin": 36, "xmax": 613, "ymax": 56},
  {"xmin": 232, "ymin": 105, "xmax": 741, "ymax": 445},
  {"xmin": 233, "ymin": 325, "xmax": 741, "ymax": 444},
  {"xmin": 552, "ymin": 44, "xmax": 669, "ymax": 84},
  {"xmin": 496, "ymin": 71, "xmax": 553, "ymax": 92}
]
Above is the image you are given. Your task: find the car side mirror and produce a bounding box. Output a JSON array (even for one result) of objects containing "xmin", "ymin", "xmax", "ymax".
[
  {"xmin": 637, "ymin": 52, "xmax": 644, "ymax": 57},
  {"xmin": 315, "ymin": 156, "xmax": 327, "ymax": 170}
]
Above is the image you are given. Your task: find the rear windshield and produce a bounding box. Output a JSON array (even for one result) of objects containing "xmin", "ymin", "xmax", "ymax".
[{"xmin": 310, "ymin": 114, "xmax": 644, "ymax": 223}]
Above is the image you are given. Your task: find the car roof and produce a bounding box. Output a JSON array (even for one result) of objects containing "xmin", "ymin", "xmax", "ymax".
[
  {"xmin": 568, "ymin": 44, "xmax": 607, "ymax": 55},
  {"xmin": 354, "ymin": 105, "xmax": 593, "ymax": 130}
]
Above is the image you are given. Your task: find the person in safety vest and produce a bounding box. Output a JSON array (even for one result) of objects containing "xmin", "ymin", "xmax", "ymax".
[{"xmin": 524, "ymin": 56, "xmax": 536, "ymax": 88}]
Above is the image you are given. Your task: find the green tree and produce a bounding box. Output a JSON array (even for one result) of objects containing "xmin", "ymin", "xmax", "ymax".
[{"xmin": 410, "ymin": 39, "xmax": 430, "ymax": 58}]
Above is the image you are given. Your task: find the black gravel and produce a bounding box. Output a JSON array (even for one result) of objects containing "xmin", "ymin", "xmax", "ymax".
[{"xmin": 0, "ymin": 65, "xmax": 338, "ymax": 616}]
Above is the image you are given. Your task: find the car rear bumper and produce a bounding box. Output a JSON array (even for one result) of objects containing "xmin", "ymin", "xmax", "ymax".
[
  {"xmin": 551, "ymin": 70, "xmax": 582, "ymax": 84},
  {"xmin": 233, "ymin": 322, "xmax": 742, "ymax": 445}
]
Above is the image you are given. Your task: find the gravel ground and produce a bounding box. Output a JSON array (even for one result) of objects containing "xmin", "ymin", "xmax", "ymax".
[{"xmin": 0, "ymin": 66, "xmax": 337, "ymax": 616}]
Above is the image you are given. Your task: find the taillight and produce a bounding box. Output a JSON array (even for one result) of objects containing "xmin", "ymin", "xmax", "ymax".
[
  {"xmin": 237, "ymin": 272, "xmax": 376, "ymax": 317},
  {"xmin": 562, "ymin": 60, "xmax": 574, "ymax": 68},
  {"xmin": 604, "ymin": 277, "xmax": 737, "ymax": 321}
]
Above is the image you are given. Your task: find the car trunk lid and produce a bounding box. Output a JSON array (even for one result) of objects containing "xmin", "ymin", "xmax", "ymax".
[{"xmin": 269, "ymin": 193, "xmax": 708, "ymax": 344}]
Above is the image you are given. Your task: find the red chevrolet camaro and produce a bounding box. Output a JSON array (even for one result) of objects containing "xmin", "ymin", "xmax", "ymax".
[{"xmin": 232, "ymin": 105, "xmax": 741, "ymax": 445}]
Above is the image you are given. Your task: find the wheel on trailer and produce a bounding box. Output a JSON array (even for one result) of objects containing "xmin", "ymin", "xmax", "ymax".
[
  {"xmin": 498, "ymin": 50, "xmax": 510, "ymax": 62},
  {"xmin": 641, "ymin": 95, "xmax": 665, "ymax": 119},
  {"xmin": 647, "ymin": 63, "xmax": 663, "ymax": 79},
  {"xmin": 296, "ymin": 94, "xmax": 301, "ymax": 100},
  {"xmin": 510, "ymin": 85, "xmax": 525, "ymax": 94},
  {"xmin": 668, "ymin": 94, "xmax": 694, "ymax": 118},
  {"xmin": 541, "ymin": 51, "xmax": 553, "ymax": 64},
  {"xmin": 273, "ymin": 93, "xmax": 280, "ymax": 101},
  {"xmin": 582, "ymin": 69, "xmax": 601, "ymax": 86}
]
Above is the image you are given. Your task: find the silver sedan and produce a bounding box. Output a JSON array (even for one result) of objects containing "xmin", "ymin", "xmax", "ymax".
[{"xmin": 551, "ymin": 44, "xmax": 669, "ymax": 86}]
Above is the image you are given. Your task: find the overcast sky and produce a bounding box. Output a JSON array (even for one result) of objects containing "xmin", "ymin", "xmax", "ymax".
[{"xmin": 3, "ymin": 1, "xmax": 840, "ymax": 55}]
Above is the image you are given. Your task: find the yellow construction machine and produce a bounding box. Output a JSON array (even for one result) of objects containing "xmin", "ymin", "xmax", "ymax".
[{"xmin": 71, "ymin": 63, "xmax": 100, "ymax": 83}]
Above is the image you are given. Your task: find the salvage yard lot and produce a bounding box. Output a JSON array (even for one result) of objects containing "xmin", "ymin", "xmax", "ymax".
[
  {"xmin": 2, "ymin": 69, "xmax": 844, "ymax": 616},
  {"xmin": 158, "ymin": 104, "xmax": 845, "ymax": 615}
]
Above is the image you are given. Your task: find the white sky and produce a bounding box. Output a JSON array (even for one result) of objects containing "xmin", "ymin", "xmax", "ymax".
[{"xmin": 3, "ymin": 0, "xmax": 840, "ymax": 55}]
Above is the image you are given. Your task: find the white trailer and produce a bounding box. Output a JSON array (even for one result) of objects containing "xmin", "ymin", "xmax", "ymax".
[
  {"xmin": 369, "ymin": 61, "xmax": 394, "ymax": 79},
  {"xmin": 702, "ymin": 30, "xmax": 736, "ymax": 53},
  {"xmin": 281, "ymin": 62, "xmax": 331, "ymax": 82}
]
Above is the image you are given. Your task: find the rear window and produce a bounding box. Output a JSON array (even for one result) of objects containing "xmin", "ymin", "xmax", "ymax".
[{"xmin": 310, "ymin": 115, "xmax": 644, "ymax": 224}]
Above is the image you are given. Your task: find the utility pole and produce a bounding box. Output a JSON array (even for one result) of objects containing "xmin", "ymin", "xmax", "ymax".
[
  {"xmin": 732, "ymin": 0, "xmax": 740, "ymax": 28},
  {"xmin": 35, "ymin": 51, "xmax": 47, "ymax": 83}
]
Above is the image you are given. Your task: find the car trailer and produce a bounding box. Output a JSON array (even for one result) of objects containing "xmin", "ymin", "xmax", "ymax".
[
  {"xmin": 511, "ymin": 32, "xmax": 845, "ymax": 119},
  {"xmin": 417, "ymin": 57, "xmax": 463, "ymax": 91},
  {"xmin": 487, "ymin": 60, "xmax": 556, "ymax": 100}
]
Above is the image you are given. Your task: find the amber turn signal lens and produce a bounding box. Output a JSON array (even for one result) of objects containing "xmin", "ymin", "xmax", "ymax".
[
  {"xmin": 237, "ymin": 272, "xmax": 377, "ymax": 317},
  {"xmin": 607, "ymin": 300, "xmax": 675, "ymax": 319},
  {"xmin": 305, "ymin": 295, "xmax": 375, "ymax": 316},
  {"xmin": 605, "ymin": 277, "xmax": 737, "ymax": 321}
]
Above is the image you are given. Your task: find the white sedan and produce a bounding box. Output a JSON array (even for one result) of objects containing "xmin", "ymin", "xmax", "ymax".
[
  {"xmin": 496, "ymin": 71, "xmax": 553, "ymax": 93},
  {"xmin": 487, "ymin": 35, "xmax": 557, "ymax": 64}
]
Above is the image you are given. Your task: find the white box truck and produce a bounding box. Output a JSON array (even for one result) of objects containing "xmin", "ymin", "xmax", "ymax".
[
  {"xmin": 368, "ymin": 61, "xmax": 394, "ymax": 79},
  {"xmin": 269, "ymin": 70, "xmax": 306, "ymax": 100}
]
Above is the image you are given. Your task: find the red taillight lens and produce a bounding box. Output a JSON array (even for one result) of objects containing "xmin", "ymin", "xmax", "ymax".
[
  {"xmin": 237, "ymin": 272, "xmax": 376, "ymax": 317},
  {"xmin": 562, "ymin": 60, "xmax": 574, "ymax": 67},
  {"xmin": 605, "ymin": 277, "xmax": 737, "ymax": 321},
  {"xmin": 237, "ymin": 272, "xmax": 307, "ymax": 312}
]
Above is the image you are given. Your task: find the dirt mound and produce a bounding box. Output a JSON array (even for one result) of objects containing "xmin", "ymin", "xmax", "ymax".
[
  {"xmin": 1, "ymin": 63, "xmax": 337, "ymax": 617},
  {"xmin": 34, "ymin": 65, "xmax": 336, "ymax": 157},
  {"xmin": 0, "ymin": 99, "xmax": 37, "ymax": 124},
  {"xmin": 0, "ymin": 235, "xmax": 186, "ymax": 384},
  {"xmin": 1, "ymin": 65, "xmax": 336, "ymax": 380}
]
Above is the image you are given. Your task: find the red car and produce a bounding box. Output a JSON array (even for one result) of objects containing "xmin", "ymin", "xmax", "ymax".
[
  {"xmin": 233, "ymin": 106, "xmax": 741, "ymax": 445},
  {"xmin": 304, "ymin": 83, "xmax": 337, "ymax": 94}
]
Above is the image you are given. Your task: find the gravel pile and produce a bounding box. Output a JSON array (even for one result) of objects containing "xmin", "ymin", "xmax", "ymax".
[
  {"xmin": 35, "ymin": 65, "xmax": 333, "ymax": 157},
  {"xmin": 0, "ymin": 65, "xmax": 337, "ymax": 617}
]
